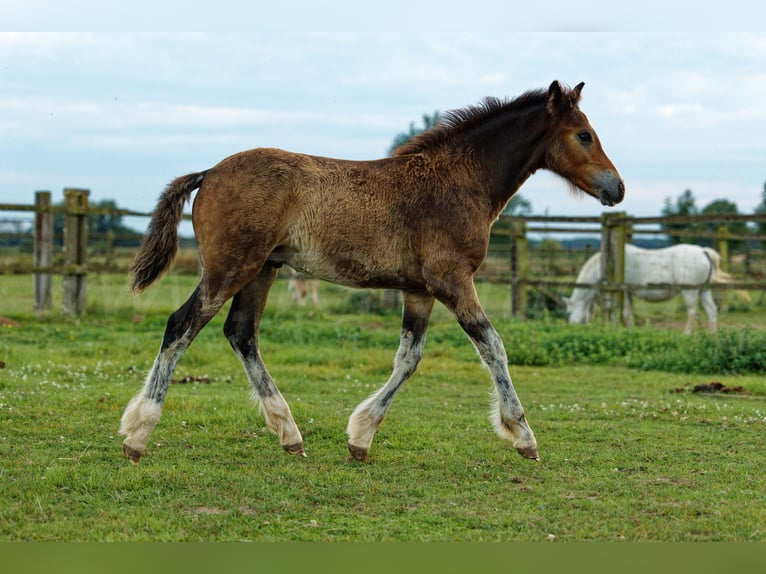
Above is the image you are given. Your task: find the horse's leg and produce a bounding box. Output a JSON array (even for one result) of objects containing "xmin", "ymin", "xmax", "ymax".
[
  {"xmin": 700, "ymin": 289, "xmax": 718, "ymax": 332},
  {"xmin": 347, "ymin": 291, "xmax": 435, "ymax": 461},
  {"xmin": 442, "ymin": 279, "xmax": 539, "ymax": 461},
  {"xmin": 310, "ymin": 280, "xmax": 319, "ymax": 307},
  {"xmin": 224, "ymin": 266, "xmax": 304, "ymax": 456},
  {"xmin": 586, "ymin": 293, "xmax": 597, "ymax": 323},
  {"xmin": 681, "ymin": 290, "xmax": 699, "ymax": 335},
  {"xmin": 120, "ymin": 283, "xmax": 225, "ymax": 463},
  {"xmin": 623, "ymin": 293, "xmax": 635, "ymax": 328}
]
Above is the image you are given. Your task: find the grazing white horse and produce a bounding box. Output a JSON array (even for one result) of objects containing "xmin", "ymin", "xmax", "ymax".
[{"xmin": 564, "ymin": 244, "xmax": 731, "ymax": 334}]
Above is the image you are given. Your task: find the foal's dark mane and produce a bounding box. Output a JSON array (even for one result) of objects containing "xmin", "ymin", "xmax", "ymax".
[{"xmin": 392, "ymin": 88, "xmax": 549, "ymax": 157}]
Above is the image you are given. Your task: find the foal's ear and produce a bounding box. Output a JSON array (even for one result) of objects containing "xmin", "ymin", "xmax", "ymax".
[
  {"xmin": 547, "ymin": 80, "xmax": 582, "ymax": 115},
  {"xmin": 547, "ymin": 80, "xmax": 564, "ymax": 114}
]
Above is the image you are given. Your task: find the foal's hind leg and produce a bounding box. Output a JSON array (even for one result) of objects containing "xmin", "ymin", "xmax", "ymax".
[
  {"xmin": 120, "ymin": 284, "xmax": 224, "ymax": 463},
  {"xmin": 224, "ymin": 266, "xmax": 304, "ymax": 456},
  {"xmin": 347, "ymin": 292, "xmax": 434, "ymax": 461}
]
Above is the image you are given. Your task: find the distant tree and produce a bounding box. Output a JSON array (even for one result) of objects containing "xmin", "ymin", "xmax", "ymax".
[
  {"xmin": 755, "ymin": 181, "xmax": 766, "ymax": 240},
  {"xmin": 661, "ymin": 189, "xmax": 699, "ymax": 244},
  {"xmin": 502, "ymin": 194, "xmax": 533, "ymax": 217},
  {"xmin": 702, "ymin": 198, "xmax": 740, "ymax": 217},
  {"xmin": 388, "ymin": 111, "xmax": 441, "ymax": 155},
  {"xmin": 53, "ymin": 199, "xmax": 143, "ymax": 247},
  {"xmin": 89, "ymin": 199, "xmax": 123, "ymax": 235},
  {"xmin": 663, "ymin": 189, "xmax": 698, "ymax": 217},
  {"xmin": 701, "ymin": 198, "xmax": 746, "ymax": 249}
]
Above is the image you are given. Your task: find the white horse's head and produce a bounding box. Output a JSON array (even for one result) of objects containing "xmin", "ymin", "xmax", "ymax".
[
  {"xmin": 565, "ymin": 252, "xmax": 601, "ymax": 325},
  {"xmin": 564, "ymin": 286, "xmax": 600, "ymax": 324},
  {"xmin": 564, "ymin": 295, "xmax": 592, "ymax": 324}
]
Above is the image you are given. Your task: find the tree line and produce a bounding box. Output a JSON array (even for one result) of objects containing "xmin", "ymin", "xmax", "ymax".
[{"xmin": 661, "ymin": 185, "xmax": 766, "ymax": 247}]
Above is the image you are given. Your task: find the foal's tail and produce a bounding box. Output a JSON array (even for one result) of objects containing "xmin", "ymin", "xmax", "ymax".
[{"xmin": 130, "ymin": 171, "xmax": 207, "ymax": 293}]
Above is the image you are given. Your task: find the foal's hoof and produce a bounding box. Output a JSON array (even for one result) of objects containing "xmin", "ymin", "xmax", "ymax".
[
  {"xmin": 122, "ymin": 443, "xmax": 143, "ymax": 464},
  {"xmin": 347, "ymin": 443, "xmax": 369, "ymax": 462},
  {"xmin": 516, "ymin": 444, "xmax": 540, "ymax": 461},
  {"xmin": 283, "ymin": 442, "xmax": 307, "ymax": 457}
]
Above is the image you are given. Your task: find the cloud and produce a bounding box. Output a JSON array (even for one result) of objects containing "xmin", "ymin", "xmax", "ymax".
[
  {"xmin": 0, "ymin": 96, "xmax": 397, "ymax": 138},
  {"xmin": 0, "ymin": 31, "xmax": 93, "ymax": 50},
  {"xmin": 2, "ymin": 31, "xmax": 766, "ymax": 218},
  {"xmin": 656, "ymin": 102, "xmax": 709, "ymax": 118}
]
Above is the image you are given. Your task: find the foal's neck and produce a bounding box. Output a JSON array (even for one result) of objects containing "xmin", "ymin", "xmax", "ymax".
[{"xmin": 462, "ymin": 105, "xmax": 552, "ymax": 218}]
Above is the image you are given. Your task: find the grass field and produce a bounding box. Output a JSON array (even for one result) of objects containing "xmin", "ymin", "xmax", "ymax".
[{"xmin": 1, "ymin": 273, "xmax": 766, "ymax": 541}]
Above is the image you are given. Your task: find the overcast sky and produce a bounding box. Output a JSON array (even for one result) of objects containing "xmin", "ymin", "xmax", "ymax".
[{"xmin": 2, "ymin": 6, "xmax": 765, "ymax": 233}]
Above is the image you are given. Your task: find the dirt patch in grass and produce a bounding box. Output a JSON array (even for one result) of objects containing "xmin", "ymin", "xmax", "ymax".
[{"xmin": 671, "ymin": 381, "xmax": 746, "ymax": 394}]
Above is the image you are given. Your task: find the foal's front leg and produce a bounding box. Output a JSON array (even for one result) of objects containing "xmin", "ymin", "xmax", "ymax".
[
  {"xmin": 446, "ymin": 282, "xmax": 539, "ymax": 461},
  {"xmin": 347, "ymin": 292, "xmax": 434, "ymax": 461}
]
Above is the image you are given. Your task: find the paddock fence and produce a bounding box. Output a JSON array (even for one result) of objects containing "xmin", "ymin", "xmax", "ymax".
[
  {"xmin": 2, "ymin": 189, "xmax": 766, "ymax": 321},
  {"xmin": 0, "ymin": 189, "xmax": 193, "ymax": 315},
  {"xmin": 499, "ymin": 212, "xmax": 766, "ymax": 323}
]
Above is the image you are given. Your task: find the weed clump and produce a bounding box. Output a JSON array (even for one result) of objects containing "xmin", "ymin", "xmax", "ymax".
[{"xmin": 499, "ymin": 322, "xmax": 766, "ymax": 375}]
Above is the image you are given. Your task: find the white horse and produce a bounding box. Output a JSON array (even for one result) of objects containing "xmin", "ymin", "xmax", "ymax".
[{"xmin": 564, "ymin": 244, "xmax": 731, "ymax": 334}]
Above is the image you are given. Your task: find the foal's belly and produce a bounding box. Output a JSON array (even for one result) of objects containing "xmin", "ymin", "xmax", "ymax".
[{"xmin": 270, "ymin": 248, "xmax": 422, "ymax": 291}]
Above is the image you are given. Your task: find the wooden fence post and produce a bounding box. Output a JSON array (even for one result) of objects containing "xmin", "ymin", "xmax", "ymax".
[
  {"xmin": 715, "ymin": 225, "xmax": 729, "ymax": 310},
  {"xmin": 105, "ymin": 229, "xmax": 116, "ymax": 269},
  {"xmin": 33, "ymin": 191, "xmax": 53, "ymax": 312},
  {"xmin": 714, "ymin": 226, "xmax": 729, "ymax": 271},
  {"xmin": 62, "ymin": 188, "xmax": 89, "ymax": 316},
  {"xmin": 510, "ymin": 219, "xmax": 528, "ymax": 318},
  {"xmin": 600, "ymin": 212, "xmax": 627, "ymax": 325}
]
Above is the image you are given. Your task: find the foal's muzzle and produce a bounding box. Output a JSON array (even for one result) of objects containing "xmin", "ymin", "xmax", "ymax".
[{"xmin": 597, "ymin": 174, "xmax": 625, "ymax": 207}]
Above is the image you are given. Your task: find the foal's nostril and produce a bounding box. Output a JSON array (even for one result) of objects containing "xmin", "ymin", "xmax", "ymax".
[{"xmin": 618, "ymin": 180, "xmax": 625, "ymax": 200}]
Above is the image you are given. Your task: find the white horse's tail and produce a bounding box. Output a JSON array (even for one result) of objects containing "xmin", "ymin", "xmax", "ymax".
[
  {"xmin": 702, "ymin": 247, "xmax": 733, "ymax": 284},
  {"xmin": 703, "ymin": 246, "xmax": 752, "ymax": 305}
]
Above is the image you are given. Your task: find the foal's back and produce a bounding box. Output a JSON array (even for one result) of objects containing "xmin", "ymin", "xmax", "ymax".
[{"xmin": 192, "ymin": 147, "xmax": 490, "ymax": 291}]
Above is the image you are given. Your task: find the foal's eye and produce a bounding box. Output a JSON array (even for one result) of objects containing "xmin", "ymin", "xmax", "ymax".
[{"xmin": 577, "ymin": 131, "xmax": 593, "ymax": 144}]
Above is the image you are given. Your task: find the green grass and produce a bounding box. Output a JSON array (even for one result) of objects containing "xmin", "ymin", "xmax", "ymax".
[{"xmin": 1, "ymin": 274, "xmax": 766, "ymax": 541}]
